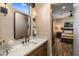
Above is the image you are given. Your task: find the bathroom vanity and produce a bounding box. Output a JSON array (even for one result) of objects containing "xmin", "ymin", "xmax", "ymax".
[{"xmin": 7, "ymin": 37, "xmax": 48, "ymax": 56}]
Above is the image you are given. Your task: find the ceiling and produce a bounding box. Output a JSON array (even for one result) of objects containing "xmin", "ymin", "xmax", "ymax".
[{"xmin": 51, "ymin": 3, "xmax": 74, "ymax": 18}]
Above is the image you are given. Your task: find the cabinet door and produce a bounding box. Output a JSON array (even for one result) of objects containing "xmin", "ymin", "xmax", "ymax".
[
  {"xmin": 27, "ymin": 42, "xmax": 47, "ymax": 56},
  {"xmin": 42, "ymin": 43, "xmax": 47, "ymax": 56}
]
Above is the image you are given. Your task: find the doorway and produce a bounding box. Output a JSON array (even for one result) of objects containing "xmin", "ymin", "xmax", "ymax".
[{"xmin": 51, "ymin": 3, "xmax": 73, "ymax": 56}]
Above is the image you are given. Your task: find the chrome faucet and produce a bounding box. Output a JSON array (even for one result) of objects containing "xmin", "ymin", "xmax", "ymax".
[
  {"xmin": 25, "ymin": 37, "xmax": 30, "ymax": 43},
  {"xmin": 21, "ymin": 37, "xmax": 29, "ymax": 44}
]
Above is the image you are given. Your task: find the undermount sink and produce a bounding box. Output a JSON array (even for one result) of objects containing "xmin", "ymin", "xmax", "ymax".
[
  {"xmin": 23, "ymin": 41, "xmax": 38, "ymax": 47},
  {"xmin": 28, "ymin": 41, "xmax": 38, "ymax": 44}
]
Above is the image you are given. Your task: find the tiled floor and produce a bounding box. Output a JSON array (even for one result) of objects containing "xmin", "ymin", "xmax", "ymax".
[{"xmin": 52, "ymin": 38, "xmax": 73, "ymax": 56}]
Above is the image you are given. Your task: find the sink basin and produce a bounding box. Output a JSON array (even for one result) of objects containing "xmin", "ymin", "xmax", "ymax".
[
  {"xmin": 27, "ymin": 41, "xmax": 38, "ymax": 46},
  {"xmin": 29, "ymin": 41, "xmax": 38, "ymax": 44},
  {"xmin": 23, "ymin": 41, "xmax": 38, "ymax": 47}
]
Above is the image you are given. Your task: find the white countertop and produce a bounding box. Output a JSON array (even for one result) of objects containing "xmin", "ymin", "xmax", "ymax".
[{"xmin": 7, "ymin": 37, "xmax": 48, "ymax": 56}]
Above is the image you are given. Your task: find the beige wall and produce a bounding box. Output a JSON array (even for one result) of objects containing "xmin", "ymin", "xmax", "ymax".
[
  {"xmin": 35, "ymin": 3, "xmax": 52, "ymax": 55},
  {"xmin": 54, "ymin": 18, "xmax": 65, "ymax": 33},
  {"xmin": 0, "ymin": 4, "xmax": 14, "ymax": 42}
]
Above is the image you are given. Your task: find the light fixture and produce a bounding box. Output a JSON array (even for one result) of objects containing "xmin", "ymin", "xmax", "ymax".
[
  {"xmin": 32, "ymin": 9, "xmax": 36, "ymax": 17},
  {"xmin": 0, "ymin": 3, "xmax": 8, "ymax": 16},
  {"xmin": 62, "ymin": 6, "xmax": 66, "ymax": 9}
]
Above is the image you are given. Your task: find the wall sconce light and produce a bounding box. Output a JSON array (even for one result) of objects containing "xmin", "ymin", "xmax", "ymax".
[
  {"xmin": 32, "ymin": 9, "xmax": 36, "ymax": 17},
  {"xmin": 1, "ymin": 7, "xmax": 8, "ymax": 14},
  {"xmin": 0, "ymin": 3, "xmax": 8, "ymax": 16}
]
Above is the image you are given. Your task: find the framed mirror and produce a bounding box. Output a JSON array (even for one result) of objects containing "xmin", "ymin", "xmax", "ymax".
[{"xmin": 14, "ymin": 11, "xmax": 31, "ymax": 39}]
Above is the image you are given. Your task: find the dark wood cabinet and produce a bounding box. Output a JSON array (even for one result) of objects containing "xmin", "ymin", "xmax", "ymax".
[{"xmin": 26, "ymin": 42, "xmax": 47, "ymax": 56}]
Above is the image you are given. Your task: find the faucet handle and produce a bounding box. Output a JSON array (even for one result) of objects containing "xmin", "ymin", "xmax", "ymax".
[
  {"xmin": 22, "ymin": 41, "xmax": 25, "ymax": 44},
  {"xmin": 27, "ymin": 37, "xmax": 30, "ymax": 42},
  {"xmin": 25, "ymin": 38, "xmax": 27, "ymax": 43}
]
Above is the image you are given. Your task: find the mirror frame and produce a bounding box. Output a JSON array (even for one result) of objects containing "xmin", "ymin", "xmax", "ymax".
[{"xmin": 14, "ymin": 11, "xmax": 31, "ymax": 39}]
